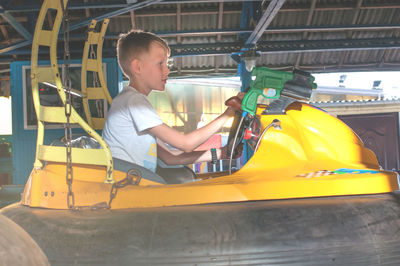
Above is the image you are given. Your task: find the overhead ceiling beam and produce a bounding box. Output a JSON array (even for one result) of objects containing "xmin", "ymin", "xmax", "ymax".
[
  {"xmin": 127, "ymin": 35, "xmax": 400, "ymax": 72},
  {"xmin": 0, "ymin": 39, "xmax": 31, "ymax": 54},
  {"xmin": 130, "ymin": 11, "xmax": 136, "ymax": 29},
  {"xmin": 0, "ymin": 17, "xmax": 10, "ymax": 43},
  {"xmin": 2, "ymin": 23, "xmax": 399, "ymax": 46},
  {"xmin": 155, "ymin": 24, "xmax": 400, "ymax": 37},
  {"xmin": 2, "ymin": 38, "xmax": 400, "ymax": 65},
  {"xmin": 0, "ymin": 5, "xmax": 31, "ymax": 40},
  {"xmin": 83, "ymin": 0, "xmax": 91, "ymax": 17},
  {"xmin": 5, "ymin": 1, "xmax": 400, "ymax": 12},
  {"xmin": 169, "ymin": 37, "xmax": 400, "ymax": 57},
  {"xmin": 254, "ymin": 38, "xmax": 400, "ymax": 54},
  {"xmin": 118, "ymin": 10, "xmax": 241, "ymax": 17},
  {"xmin": 161, "ymin": 0, "xmax": 260, "ymax": 3},
  {"xmin": 3, "ymin": 23, "xmax": 399, "ymax": 46},
  {"xmin": 245, "ymin": 0, "xmax": 286, "ymax": 47},
  {"xmin": 6, "ymin": 4, "xmax": 131, "ymax": 12},
  {"xmin": 69, "ymin": 0, "xmax": 162, "ymax": 31},
  {"xmin": 0, "ymin": 0, "xmax": 162, "ymax": 54}
]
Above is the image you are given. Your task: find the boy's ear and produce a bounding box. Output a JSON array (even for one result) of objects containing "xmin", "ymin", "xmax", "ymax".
[{"xmin": 130, "ymin": 58, "xmax": 141, "ymax": 75}]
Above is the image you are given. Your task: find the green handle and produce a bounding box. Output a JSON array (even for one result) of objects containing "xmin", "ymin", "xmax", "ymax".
[{"xmin": 241, "ymin": 90, "xmax": 261, "ymax": 115}]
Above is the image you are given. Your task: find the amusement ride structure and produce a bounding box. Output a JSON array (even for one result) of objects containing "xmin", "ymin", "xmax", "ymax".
[{"xmin": 1, "ymin": 0, "xmax": 400, "ymax": 265}]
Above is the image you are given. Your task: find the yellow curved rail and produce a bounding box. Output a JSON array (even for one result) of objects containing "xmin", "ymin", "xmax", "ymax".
[
  {"xmin": 81, "ymin": 19, "xmax": 112, "ymax": 130},
  {"xmin": 30, "ymin": 0, "xmax": 114, "ymax": 183}
]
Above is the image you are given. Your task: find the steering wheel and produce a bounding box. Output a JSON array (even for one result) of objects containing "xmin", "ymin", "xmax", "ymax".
[
  {"xmin": 225, "ymin": 96, "xmax": 246, "ymax": 158},
  {"xmin": 225, "ymin": 96, "xmax": 261, "ymax": 158},
  {"xmin": 227, "ymin": 112, "xmax": 245, "ymax": 158}
]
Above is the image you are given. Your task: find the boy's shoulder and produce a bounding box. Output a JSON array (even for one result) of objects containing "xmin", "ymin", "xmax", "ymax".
[
  {"xmin": 114, "ymin": 86, "xmax": 148, "ymax": 104},
  {"xmin": 118, "ymin": 86, "xmax": 140, "ymax": 98}
]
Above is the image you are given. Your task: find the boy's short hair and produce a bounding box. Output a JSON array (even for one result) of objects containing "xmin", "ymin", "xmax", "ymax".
[{"xmin": 117, "ymin": 30, "xmax": 170, "ymax": 78}]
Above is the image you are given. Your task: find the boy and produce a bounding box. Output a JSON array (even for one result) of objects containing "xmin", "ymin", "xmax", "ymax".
[{"xmin": 102, "ymin": 30, "xmax": 242, "ymax": 173}]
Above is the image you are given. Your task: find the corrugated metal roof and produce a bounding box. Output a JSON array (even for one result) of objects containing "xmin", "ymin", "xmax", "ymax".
[{"xmin": 1, "ymin": 0, "xmax": 400, "ymax": 78}]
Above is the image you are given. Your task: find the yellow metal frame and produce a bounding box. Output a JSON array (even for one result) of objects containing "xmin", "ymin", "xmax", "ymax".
[
  {"xmin": 81, "ymin": 19, "xmax": 112, "ymax": 130},
  {"xmin": 30, "ymin": 0, "xmax": 114, "ymax": 183}
]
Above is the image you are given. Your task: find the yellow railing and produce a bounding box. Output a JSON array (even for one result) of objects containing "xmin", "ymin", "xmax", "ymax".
[
  {"xmin": 30, "ymin": 0, "xmax": 114, "ymax": 183},
  {"xmin": 81, "ymin": 19, "xmax": 112, "ymax": 130}
]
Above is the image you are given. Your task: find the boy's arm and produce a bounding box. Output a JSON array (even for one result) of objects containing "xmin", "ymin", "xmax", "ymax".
[
  {"xmin": 157, "ymin": 140, "xmax": 217, "ymax": 165},
  {"xmin": 157, "ymin": 139, "xmax": 243, "ymax": 165},
  {"xmin": 148, "ymin": 107, "xmax": 234, "ymax": 153}
]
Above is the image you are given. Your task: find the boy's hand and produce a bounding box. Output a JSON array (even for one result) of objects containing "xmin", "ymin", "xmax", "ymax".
[
  {"xmin": 237, "ymin": 92, "xmax": 245, "ymax": 100},
  {"xmin": 224, "ymin": 92, "xmax": 246, "ymax": 117},
  {"xmin": 220, "ymin": 143, "xmax": 244, "ymax": 159}
]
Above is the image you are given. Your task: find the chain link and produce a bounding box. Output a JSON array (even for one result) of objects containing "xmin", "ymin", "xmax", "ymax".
[
  {"xmin": 60, "ymin": 0, "xmax": 75, "ymax": 210},
  {"xmin": 64, "ymin": 168, "xmax": 142, "ymax": 211},
  {"xmin": 108, "ymin": 169, "xmax": 142, "ymax": 208}
]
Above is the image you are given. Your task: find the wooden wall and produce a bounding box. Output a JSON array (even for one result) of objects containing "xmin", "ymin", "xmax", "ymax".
[{"xmin": 339, "ymin": 112, "xmax": 400, "ymax": 171}]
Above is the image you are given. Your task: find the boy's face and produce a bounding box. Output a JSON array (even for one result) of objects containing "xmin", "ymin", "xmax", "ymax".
[{"xmin": 136, "ymin": 42, "xmax": 170, "ymax": 93}]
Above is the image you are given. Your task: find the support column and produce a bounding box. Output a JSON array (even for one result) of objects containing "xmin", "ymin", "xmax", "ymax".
[{"xmin": 235, "ymin": 1, "xmax": 261, "ymax": 164}]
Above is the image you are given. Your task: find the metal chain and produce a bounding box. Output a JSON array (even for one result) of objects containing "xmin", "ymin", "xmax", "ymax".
[
  {"xmin": 69, "ymin": 169, "xmax": 142, "ymax": 211},
  {"xmin": 60, "ymin": 0, "xmax": 74, "ymax": 210},
  {"xmin": 108, "ymin": 169, "xmax": 142, "ymax": 208},
  {"xmin": 59, "ymin": 6, "xmax": 142, "ymax": 210}
]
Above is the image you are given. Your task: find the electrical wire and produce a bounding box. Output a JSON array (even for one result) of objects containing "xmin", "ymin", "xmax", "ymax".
[{"xmin": 254, "ymin": 119, "xmax": 281, "ymax": 152}]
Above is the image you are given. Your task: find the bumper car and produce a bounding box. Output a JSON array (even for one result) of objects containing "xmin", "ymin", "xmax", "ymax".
[
  {"xmin": 2, "ymin": 0, "xmax": 400, "ymax": 265},
  {"xmin": 4, "ymin": 66, "xmax": 400, "ymax": 264}
]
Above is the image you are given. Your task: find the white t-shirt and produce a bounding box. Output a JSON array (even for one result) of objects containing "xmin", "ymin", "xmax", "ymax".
[{"xmin": 102, "ymin": 86, "xmax": 163, "ymax": 172}]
